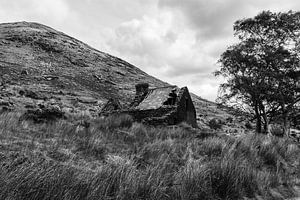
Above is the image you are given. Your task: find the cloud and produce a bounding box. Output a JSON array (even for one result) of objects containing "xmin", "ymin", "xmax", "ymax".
[
  {"xmin": 105, "ymin": 0, "xmax": 300, "ymax": 100},
  {"xmin": 107, "ymin": 13, "xmax": 217, "ymax": 80},
  {"xmin": 159, "ymin": 0, "xmax": 300, "ymax": 40},
  {"xmin": 0, "ymin": 0, "xmax": 71, "ymax": 25},
  {"xmin": 2, "ymin": 0, "xmax": 300, "ymax": 101},
  {"xmin": 0, "ymin": 0, "xmax": 223, "ymax": 100},
  {"xmin": 158, "ymin": 0, "xmax": 245, "ymax": 40},
  {"xmin": 106, "ymin": 7, "xmax": 225, "ymax": 100}
]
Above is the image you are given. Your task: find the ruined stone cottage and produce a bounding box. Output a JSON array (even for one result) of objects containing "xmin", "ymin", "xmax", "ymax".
[{"xmin": 100, "ymin": 83, "xmax": 197, "ymax": 127}]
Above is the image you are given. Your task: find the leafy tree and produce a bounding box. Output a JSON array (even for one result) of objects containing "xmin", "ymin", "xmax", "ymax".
[{"xmin": 216, "ymin": 11, "xmax": 300, "ymax": 134}]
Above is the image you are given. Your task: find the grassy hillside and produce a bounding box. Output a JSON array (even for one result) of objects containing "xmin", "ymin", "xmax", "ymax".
[
  {"xmin": 0, "ymin": 21, "xmax": 168, "ymax": 114},
  {"xmin": 0, "ymin": 111, "xmax": 299, "ymax": 200},
  {"xmin": 0, "ymin": 22, "xmax": 248, "ymax": 129}
]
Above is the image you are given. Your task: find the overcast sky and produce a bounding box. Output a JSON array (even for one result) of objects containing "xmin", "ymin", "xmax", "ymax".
[{"xmin": 1, "ymin": 0, "xmax": 300, "ymax": 101}]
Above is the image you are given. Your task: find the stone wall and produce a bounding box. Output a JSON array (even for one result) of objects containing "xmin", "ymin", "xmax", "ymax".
[
  {"xmin": 99, "ymin": 86, "xmax": 198, "ymax": 128},
  {"xmin": 174, "ymin": 87, "xmax": 197, "ymax": 127},
  {"xmin": 118, "ymin": 106, "xmax": 175, "ymax": 125},
  {"xmin": 130, "ymin": 83, "xmax": 149, "ymax": 107}
]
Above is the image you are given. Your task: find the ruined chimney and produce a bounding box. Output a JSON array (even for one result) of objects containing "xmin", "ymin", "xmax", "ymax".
[
  {"xmin": 135, "ymin": 83, "xmax": 149, "ymax": 96},
  {"xmin": 131, "ymin": 83, "xmax": 149, "ymax": 107}
]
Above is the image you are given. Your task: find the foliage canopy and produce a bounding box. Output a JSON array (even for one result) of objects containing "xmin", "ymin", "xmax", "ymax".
[{"xmin": 216, "ymin": 10, "xmax": 300, "ymax": 133}]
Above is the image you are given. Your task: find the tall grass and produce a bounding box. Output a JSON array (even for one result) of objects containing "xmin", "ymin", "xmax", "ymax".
[{"xmin": 0, "ymin": 111, "xmax": 299, "ymax": 199}]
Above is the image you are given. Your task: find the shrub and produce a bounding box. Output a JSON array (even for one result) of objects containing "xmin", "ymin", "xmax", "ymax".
[
  {"xmin": 117, "ymin": 114, "xmax": 134, "ymax": 128},
  {"xmin": 20, "ymin": 105, "xmax": 65, "ymax": 123},
  {"xmin": 245, "ymin": 121, "xmax": 253, "ymax": 129},
  {"xmin": 270, "ymin": 125, "xmax": 284, "ymax": 137},
  {"xmin": 208, "ymin": 118, "xmax": 223, "ymax": 130},
  {"xmin": 226, "ymin": 116, "xmax": 234, "ymax": 123}
]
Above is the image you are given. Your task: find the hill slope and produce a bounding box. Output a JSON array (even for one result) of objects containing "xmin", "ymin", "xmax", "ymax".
[{"xmin": 0, "ymin": 22, "xmax": 241, "ymax": 128}]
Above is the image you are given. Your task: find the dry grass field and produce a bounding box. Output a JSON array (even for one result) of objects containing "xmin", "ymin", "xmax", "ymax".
[{"xmin": 0, "ymin": 111, "xmax": 299, "ymax": 200}]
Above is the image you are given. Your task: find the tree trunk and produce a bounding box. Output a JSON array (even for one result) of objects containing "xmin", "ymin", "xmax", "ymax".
[
  {"xmin": 263, "ymin": 117, "xmax": 270, "ymax": 135},
  {"xmin": 260, "ymin": 102, "xmax": 270, "ymax": 134},
  {"xmin": 254, "ymin": 102, "xmax": 262, "ymax": 133},
  {"xmin": 282, "ymin": 106, "xmax": 289, "ymax": 136}
]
